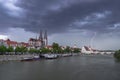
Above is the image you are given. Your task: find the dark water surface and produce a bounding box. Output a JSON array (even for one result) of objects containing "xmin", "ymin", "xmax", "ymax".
[{"xmin": 0, "ymin": 55, "xmax": 120, "ymax": 80}]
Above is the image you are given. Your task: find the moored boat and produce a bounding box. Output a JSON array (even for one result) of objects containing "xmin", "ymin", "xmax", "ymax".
[
  {"xmin": 33, "ymin": 55, "xmax": 40, "ymax": 60},
  {"xmin": 40, "ymin": 54, "xmax": 58, "ymax": 59},
  {"xmin": 21, "ymin": 57, "xmax": 34, "ymax": 61},
  {"xmin": 62, "ymin": 54, "xmax": 72, "ymax": 57}
]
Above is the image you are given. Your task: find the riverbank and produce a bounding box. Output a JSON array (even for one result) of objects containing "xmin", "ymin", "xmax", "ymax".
[
  {"xmin": 0, "ymin": 53, "xmax": 80, "ymax": 62},
  {"xmin": 0, "ymin": 53, "xmax": 113, "ymax": 62},
  {"xmin": 0, "ymin": 54, "xmax": 39, "ymax": 62}
]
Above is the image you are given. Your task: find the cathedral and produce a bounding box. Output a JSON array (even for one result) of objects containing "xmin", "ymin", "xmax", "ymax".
[{"xmin": 28, "ymin": 30, "xmax": 48, "ymax": 49}]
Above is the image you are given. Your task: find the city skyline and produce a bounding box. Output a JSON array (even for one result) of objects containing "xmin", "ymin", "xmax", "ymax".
[{"xmin": 0, "ymin": 0, "xmax": 120, "ymax": 50}]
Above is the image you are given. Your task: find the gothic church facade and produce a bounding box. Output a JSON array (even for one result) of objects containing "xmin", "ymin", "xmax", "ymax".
[{"xmin": 28, "ymin": 30, "xmax": 48, "ymax": 49}]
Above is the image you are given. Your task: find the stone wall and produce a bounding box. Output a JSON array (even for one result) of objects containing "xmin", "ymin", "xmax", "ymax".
[{"xmin": 0, "ymin": 54, "xmax": 38, "ymax": 61}]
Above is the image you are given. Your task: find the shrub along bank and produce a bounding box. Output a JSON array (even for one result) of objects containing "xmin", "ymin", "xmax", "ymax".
[{"xmin": 114, "ymin": 50, "xmax": 120, "ymax": 61}]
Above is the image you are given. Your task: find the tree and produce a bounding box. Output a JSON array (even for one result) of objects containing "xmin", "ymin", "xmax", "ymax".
[
  {"xmin": 73, "ymin": 48, "xmax": 80, "ymax": 53},
  {"xmin": 114, "ymin": 50, "xmax": 120, "ymax": 61},
  {"xmin": 52, "ymin": 42, "xmax": 59, "ymax": 49},
  {"xmin": 29, "ymin": 48, "xmax": 38, "ymax": 54},
  {"xmin": 15, "ymin": 46, "xmax": 21, "ymax": 52},
  {"xmin": 52, "ymin": 42, "xmax": 62, "ymax": 53},
  {"xmin": 15, "ymin": 46, "xmax": 28, "ymax": 54},
  {"xmin": 57, "ymin": 47, "xmax": 63, "ymax": 53},
  {"xmin": 64, "ymin": 46, "xmax": 71, "ymax": 53},
  {"xmin": 7, "ymin": 46, "xmax": 14, "ymax": 52},
  {"xmin": 20, "ymin": 46, "xmax": 28, "ymax": 53},
  {"xmin": 0, "ymin": 45, "xmax": 7, "ymax": 55},
  {"xmin": 40, "ymin": 48, "xmax": 50, "ymax": 53}
]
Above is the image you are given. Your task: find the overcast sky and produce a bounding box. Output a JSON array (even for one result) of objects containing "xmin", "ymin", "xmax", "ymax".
[{"xmin": 0, "ymin": 0, "xmax": 120, "ymax": 50}]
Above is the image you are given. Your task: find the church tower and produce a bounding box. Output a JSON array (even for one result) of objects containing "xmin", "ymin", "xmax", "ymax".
[
  {"xmin": 39, "ymin": 30, "xmax": 44, "ymax": 48},
  {"xmin": 44, "ymin": 30, "xmax": 48, "ymax": 46},
  {"xmin": 38, "ymin": 30, "xmax": 48, "ymax": 48},
  {"xmin": 39, "ymin": 30, "xmax": 43, "ymax": 40}
]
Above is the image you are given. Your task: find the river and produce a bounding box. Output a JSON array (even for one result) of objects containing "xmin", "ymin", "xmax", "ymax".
[{"xmin": 0, "ymin": 55, "xmax": 120, "ymax": 80}]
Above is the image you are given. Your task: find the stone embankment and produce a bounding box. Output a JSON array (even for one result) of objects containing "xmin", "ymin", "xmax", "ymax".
[
  {"xmin": 0, "ymin": 53, "xmax": 80, "ymax": 62},
  {"xmin": 0, "ymin": 54, "xmax": 38, "ymax": 61}
]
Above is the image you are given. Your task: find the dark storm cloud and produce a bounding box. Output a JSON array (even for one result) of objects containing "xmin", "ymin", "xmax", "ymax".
[
  {"xmin": 0, "ymin": 0, "xmax": 120, "ymax": 34},
  {"xmin": 0, "ymin": 0, "xmax": 23, "ymax": 32}
]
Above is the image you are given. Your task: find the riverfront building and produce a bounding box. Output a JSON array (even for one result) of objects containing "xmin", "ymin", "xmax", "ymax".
[
  {"xmin": 0, "ymin": 30, "xmax": 48, "ymax": 50},
  {"xmin": 0, "ymin": 39, "xmax": 29, "ymax": 49},
  {"xmin": 81, "ymin": 46, "xmax": 114, "ymax": 54},
  {"xmin": 28, "ymin": 30, "xmax": 48, "ymax": 49}
]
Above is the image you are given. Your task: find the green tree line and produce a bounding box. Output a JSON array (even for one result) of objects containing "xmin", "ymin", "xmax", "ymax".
[{"xmin": 0, "ymin": 43, "xmax": 81, "ymax": 55}]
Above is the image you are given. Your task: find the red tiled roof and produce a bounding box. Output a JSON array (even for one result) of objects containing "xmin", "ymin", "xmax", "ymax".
[
  {"xmin": 5, "ymin": 40, "xmax": 18, "ymax": 46},
  {"xmin": 21, "ymin": 42, "xmax": 29, "ymax": 47},
  {"xmin": 46, "ymin": 45, "xmax": 52, "ymax": 48}
]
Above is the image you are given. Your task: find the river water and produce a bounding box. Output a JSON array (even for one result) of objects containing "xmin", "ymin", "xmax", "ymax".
[{"xmin": 0, "ymin": 55, "xmax": 120, "ymax": 80}]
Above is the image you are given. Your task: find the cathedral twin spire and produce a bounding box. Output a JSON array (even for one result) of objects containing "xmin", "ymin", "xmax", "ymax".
[{"xmin": 38, "ymin": 30, "xmax": 48, "ymax": 47}]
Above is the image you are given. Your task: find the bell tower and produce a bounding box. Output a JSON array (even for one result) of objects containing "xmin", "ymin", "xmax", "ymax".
[
  {"xmin": 44, "ymin": 30, "xmax": 48, "ymax": 46},
  {"xmin": 39, "ymin": 30, "xmax": 44, "ymax": 48},
  {"xmin": 39, "ymin": 30, "xmax": 43, "ymax": 40}
]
